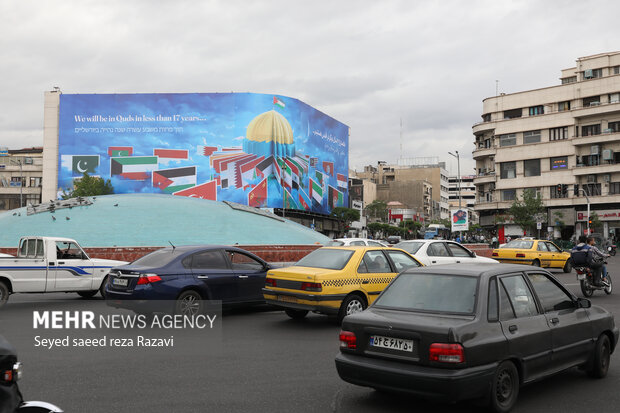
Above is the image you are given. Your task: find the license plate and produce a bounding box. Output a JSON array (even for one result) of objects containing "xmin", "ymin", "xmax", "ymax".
[
  {"xmin": 369, "ymin": 335, "xmax": 414, "ymax": 352},
  {"xmin": 112, "ymin": 278, "xmax": 128, "ymax": 286},
  {"xmin": 577, "ymin": 273, "xmax": 586, "ymax": 280},
  {"xmin": 278, "ymin": 295, "xmax": 298, "ymax": 303}
]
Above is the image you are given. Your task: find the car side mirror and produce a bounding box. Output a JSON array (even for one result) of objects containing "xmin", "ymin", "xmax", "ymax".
[
  {"xmin": 470, "ymin": 251, "xmax": 477, "ymax": 257},
  {"xmin": 577, "ymin": 298, "xmax": 591, "ymax": 309}
]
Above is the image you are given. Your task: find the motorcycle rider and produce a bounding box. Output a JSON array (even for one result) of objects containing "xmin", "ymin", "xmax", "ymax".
[
  {"xmin": 570, "ymin": 236, "xmax": 601, "ymax": 286},
  {"xmin": 587, "ymin": 236, "xmax": 610, "ymax": 286}
]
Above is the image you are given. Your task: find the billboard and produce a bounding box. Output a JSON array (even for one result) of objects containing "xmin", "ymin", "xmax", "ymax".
[
  {"xmin": 451, "ymin": 209, "xmax": 469, "ymax": 232},
  {"xmin": 58, "ymin": 93, "xmax": 349, "ymax": 214}
]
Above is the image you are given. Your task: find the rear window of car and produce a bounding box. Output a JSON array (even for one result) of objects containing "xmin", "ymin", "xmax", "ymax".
[
  {"xmin": 502, "ymin": 240, "xmax": 533, "ymax": 249},
  {"xmin": 394, "ymin": 241, "xmax": 424, "ymax": 254},
  {"xmin": 374, "ymin": 272, "xmax": 478, "ymax": 314},
  {"xmin": 294, "ymin": 249, "xmax": 355, "ymax": 270},
  {"xmin": 131, "ymin": 248, "xmax": 181, "ymax": 267}
]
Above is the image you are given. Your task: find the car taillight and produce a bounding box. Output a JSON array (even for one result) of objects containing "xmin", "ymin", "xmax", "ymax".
[
  {"xmin": 339, "ymin": 330, "xmax": 356, "ymax": 349},
  {"xmin": 492, "ymin": 252, "xmax": 498, "ymax": 257},
  {"xmin": 516, "ymin": 253, "xmax": 525, "ymax": 258},
  {"xmin": 136, "ymin": 274, "xmax": 162, "ymax": 285},
  {"xmin": 429, "ymin": 343, "xmax": 465, "ymax": 363},
  {"xmin": 2, "ymin": 362, "xmax": 21, "ymax": 383},
  {"xmin": 265, "ymin": 278, "xmax": 277, "ymax": 288},
  {"xmin": 301, "ymin": 282, "xmax": 322, "ymax": 292}
]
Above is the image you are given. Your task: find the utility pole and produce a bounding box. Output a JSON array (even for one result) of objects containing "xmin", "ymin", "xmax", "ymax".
[{"xmin": 10, "ymin": 159, "xmax": 23, "ymax": 208}]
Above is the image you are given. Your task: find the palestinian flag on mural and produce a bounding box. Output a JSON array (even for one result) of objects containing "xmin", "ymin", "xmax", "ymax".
[
  {"xmin": 328, "ymin": 185, "xmax": 344, "ymax": 209},
  {"xmin": 111, "ymin": 156, "xmax": 158, "ymax": 180},
  {"xmin": 337, "ymin": 173, "xmax": 347, "ymax": 189},
  {"xmin": 152, "ymin": 166, "xmax": 197, "ymax": 193},
  {"xmin": 309, "ymin": 178, "xmax": 323, "ymax": 204},
  {"xmin": 248, "ymin": 177, "xmax": 268, "ymax": 208},
  {"xmin": 273, "ymin": 96, "xmax": 285, "ymax": 108}
]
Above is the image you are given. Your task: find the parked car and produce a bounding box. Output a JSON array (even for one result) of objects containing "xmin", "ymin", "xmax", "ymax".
[
  {"xmin": 493, "ymin": 239, "xmax": 572, "ymax": 272},
  {"xmin": 332, "ymin": 238, "xmax": 389, "ymax": 247},
  {"xmin": 263, "ymin": 246, "xmax": 422, "ymax": 321},
  {"xmin": 335, "ymin": 263, "xmax": 618, "ymax": 412},
  {"xmin": 105, "ymin": 245, "xmax": 271, "ymax": 315},
  {"xmin": 0, "ymin": 253, "xmax": 12, "ymax": 258},
  {"xmin": 395, "ymin": 239, "xmax": 497, "ymax": 266}
]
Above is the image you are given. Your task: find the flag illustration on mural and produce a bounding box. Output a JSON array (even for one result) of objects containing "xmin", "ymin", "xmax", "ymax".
[
  {"xmin": 328, "ymin": 185, "xmax": 344, "ymax": 209},
  {"xmin": 284, "ymin": 158, "xmax": 300, "ymax": 189},
  {"xmin": 315, "ymin": 170, "xmax": 325, "ymax": 187},
  {"xmin": 273, "ymin": 96, "xmax": 285, "ymax": 108},
  {"xmin": 310, "ymin": 157, "xmax": 318, "ymax": 167},
  {"xmin": 61, "ymin": 155, "xmax": 100, "ymax": 175},
  {"xmin": 282, "ymin": 162, "xmax": 293, "ymax": 190},
  {"xmin": 298, "ymin": 189, "xmax": 311, "ymax": 211},
  {"xmin": 153, "ymin": 148, "xmax": 189, "ymax": 160},
  {"xmin": 111, "ymin": 156, "xmax": 158, "ymax": 180},
  {"xmin": 152, "ymin": 166, "xmax": 197, "ymax": 193},
  {"xmin": 197, "ymin": 146, "xmax": 218, "ymax": 157},
  {"xmin": 107, "ymin": 146, "xmax": 133, "ymax": 157},
  {"xmin": 309, "ymin": 178, "xmax": 323, "ymax": 203},
  {"xmin": 323, "ymin": 161, "xmax": 334, "ymax": 176},
  {"xmin": 173, "ymin": 180, "xmax": 217, "ymax": 200},
  {"xmin": 248, "ymin": 177, "xmax": 268, "ymax": 208},
  {"xmin": 337, "ymin": 173, "xmax": 347, "ymax": 189},
  {"xmin": 283, "ymin": 187, "xmax": 297, "ymax": 209}
]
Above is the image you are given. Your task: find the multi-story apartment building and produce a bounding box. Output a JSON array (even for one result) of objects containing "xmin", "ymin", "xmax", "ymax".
[
  {"xmin": 356, "ymin": 157, "xmax": 450, "ymax": 221},
  {"xmin": 473, "ymin": 52, "xmax": 620, "ymax": 241},
  {"xmin": 0, "ymin": 147, "xmax": 44, "ymax": 210},
  {"xmin": 448, "ymin": 175, "xmax": 476, "ymax": 209}
]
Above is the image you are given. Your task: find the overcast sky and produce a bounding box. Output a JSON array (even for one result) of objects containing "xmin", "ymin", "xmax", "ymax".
[{"xmin": 1, "ymin": 0, "xmax": 620, "ymax": 176}]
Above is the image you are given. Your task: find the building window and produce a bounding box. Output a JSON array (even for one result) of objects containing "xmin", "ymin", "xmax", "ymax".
[
  {"xmin": 583, "ymin": 183, "xmax": 602, "ymax": 196},
  {"xmin": 583, "ymin": 96, "xmax": 601, "ymax": 107},
  {"xmin": 550, "ymin": 126, "xmax": 568, "ymax": 140},
  {"xmin": 578, "ymin": 155, "xmax": 600, "ymax": 167},
  {"xmin": 500, "ymin": 162, "xmax": 516, "ymax": 179},
  {"xmin": 503, "ymin": 108, "xmax": 522, "ymax": 119},
  {"xmin": 528, "ymin": 105, "xmax": 544, "ymax": 116},
  {"xmin": 482, "ymin": 113, "xmax": 491, "ymax": 122},
  {"xmin": 558, "ymin": 101, "xmax": 571, "ymax": 111},
  {"xmin": 609, "ymin": 121, "xmax": 620, "ymax": 133},
  {"xmin": 610, "ymin": 182, "xmax": 620, "ymax": 195},
  {"xmin": 550, "ymin": 156, "xmax": 568, "ymax": 170},
  {"xmin": 582, "ymin": 124, "xmax": 601, "ymax": 137},
  {"xmin": 502, "ymin": 189, "xmax": 516, "ymax": 202},
  {"xmin": 499, "ymin": 134, "xmax": 516, "ymax": 147},
  {"xmin": 524, "ymin": 159, "xmax": 541, "ymax": 177},
  {"xmin": 614, "ymin": 66, "xmax": 620, "ymax": 75},
  {"xmin": 551, "ymin": 184, "xmax": 568, "ymax": 199},
  {"xmin": 609, "ymin": 93, "xmax": 620, "ymax": 104},
  {"xmin": 583, "ymin": 68, "xmax": 602, "ymax": 79},
  {"xmin": 29, "ymin": 177, "xmax": 41, "ymax": 187},
  {"xmin": 523, "ymin": 130, "xmax": 541, "ymax": 144},
  {"xmin": 561, "ymin": 76, "xmax": 577, "ymax": 84}
]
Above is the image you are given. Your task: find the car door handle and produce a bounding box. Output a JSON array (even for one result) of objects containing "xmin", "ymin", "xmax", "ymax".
[
  {"xmin": 238, "ymin": 275, "xmax": 249, "ymax": 279},
  {"xmin": 456, "ymin": 260, "xmax": 461, "ymax": 263},
  {"xmin": 49, "ymin": 262, "xmax": 56, "ymax": 266},
  {"xmin": 58, "ymin": 261, "xmax": 65, "ymax": 264},
  {"xmin": 550, "ymin": 317, "xmax": 559, "ymax": 325},
  {"xmin": 432, "ymin": 260, "xmax": 437, "ymax": 264},
  {"xmin": 196, "ymin": 275, "xmax": 209, "ymax": 279},
  {"xmin": 362, "ymin": 281, "xmax": 369, "ymax": 284},
  {"xmin": 508, "ymin": 325, "xmax": 518, "ymax": 333}
]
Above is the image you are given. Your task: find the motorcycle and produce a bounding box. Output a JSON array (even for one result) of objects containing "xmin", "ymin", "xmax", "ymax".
[
  {"xmin": 575, "ymin": 266, "xmax": 612, "ymax": 297},
  {"xmin": 0, "ymin": 336, "xmax": 63, "ymax": 413},
  {"xmin": 608, "ymin": 244, "xmax": 617, "ymax": 256}
]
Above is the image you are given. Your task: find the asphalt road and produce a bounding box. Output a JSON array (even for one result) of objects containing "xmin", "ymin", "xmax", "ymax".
[{"xmin": 2, "ymin": 257, "xmax": 620, "ymax": 413}]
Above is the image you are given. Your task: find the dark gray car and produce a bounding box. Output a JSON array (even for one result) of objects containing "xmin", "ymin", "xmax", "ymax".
[{"xmin": 335, "ymin": 263, "xmax": 619, "ymax": 413}]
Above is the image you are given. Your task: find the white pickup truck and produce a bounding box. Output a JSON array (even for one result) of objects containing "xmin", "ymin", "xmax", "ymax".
[{"xmin": 0, "ymin": 236, "xmax": 128, "ymax": 307}]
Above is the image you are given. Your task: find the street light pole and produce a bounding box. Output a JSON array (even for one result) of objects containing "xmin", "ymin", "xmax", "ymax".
[
  {"xmin": 10, "ymin": 159, "xmax": 23, "ymax": 208},
  {"xmin": 448, "ymin": 151, "xmax": 461, "ymax": 208},
  {"xmin": 578, "ymin": 188, "xmax": 591, "ymax": 235}
]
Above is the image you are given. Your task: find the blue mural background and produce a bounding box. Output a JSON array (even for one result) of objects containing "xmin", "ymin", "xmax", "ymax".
[{"xmin": 58, "ymin": 93, "xmax": 349, "ymax": 214}]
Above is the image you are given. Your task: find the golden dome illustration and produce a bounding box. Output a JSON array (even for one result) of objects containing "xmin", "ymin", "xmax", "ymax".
[{"xmin": 246, "ymin": 110, "xmax": 294, "ymax": 144}]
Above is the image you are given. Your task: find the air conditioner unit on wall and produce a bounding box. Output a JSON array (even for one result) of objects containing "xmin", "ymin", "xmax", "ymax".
[
  {"xmin": 587, "ymin": 175, "xmax": 597, "ymax": 183},
  {"xmin": 591, "ymin": 145, "xmax": 600, "ymax": 155},
  {"xmin": 584, "ymin": 69, "xmax": 594, "ymax": 79},
  {"xmin": 602, "ymin": 149, "xmax": 613, "ymax": 160},
  {"xmin": 604, "ymin": 174, "xmax": 611, "ymax": 182}
]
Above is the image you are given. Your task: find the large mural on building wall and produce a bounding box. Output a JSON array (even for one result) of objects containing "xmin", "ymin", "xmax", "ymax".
[{"xmin": 58, "ymin": 93, "xmax": 349, "ymax": 214}]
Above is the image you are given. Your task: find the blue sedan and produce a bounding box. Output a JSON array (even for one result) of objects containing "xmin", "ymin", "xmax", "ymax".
[{"xmin": 105, "ymin": 245, "xmax": 271, "ymax": 315}]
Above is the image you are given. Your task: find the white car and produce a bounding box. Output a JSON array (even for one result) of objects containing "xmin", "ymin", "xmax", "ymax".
[
  {"xmin": 0, "ymin": 253, "xmax": 12, "ymax": 258},
  {"xmin": 394, "ymin": 239, "xmax": 498, "ymax": 266},
  {"xmin": 332, "ymin": 238, "xmax": 390, "ymax": 247}
]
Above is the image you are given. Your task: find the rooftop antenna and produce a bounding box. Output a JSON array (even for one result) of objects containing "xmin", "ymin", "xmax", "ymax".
[
  {"xmin": 399, "ymin": 117, "xmax": 403, "ymax": 161},
  {"xmin": 168, "ymin": 241, "xmax": 176, "ymax": 250},
  {"xmin": 495, "ymin": 80, "xmax": 499, "ymax": 96}
]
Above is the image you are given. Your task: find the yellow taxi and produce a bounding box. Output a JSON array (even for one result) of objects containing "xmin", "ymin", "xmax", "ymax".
[
  {"xmin": 492, "ymin": 239, "xmax": 572, "ymax": 272},
  {"xmin": 263, "ymin": 246, "xmax": 422, "ymax": 321}
]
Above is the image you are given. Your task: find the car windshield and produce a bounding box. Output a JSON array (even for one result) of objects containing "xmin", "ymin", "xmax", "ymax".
[
  {"xmin": 502, "ymin": 240, "xmax": 534, "ymax": 249},
  {"xmin": 374, "ymin": 272, "xmax": 478, "ymax": 314},
  {"xmin": 294, "ymin": 248, "xmax": 354, "ymax": 270},
  {"xmin": 326, "ymin": 240, "xmax": 345, "ymax": 246},
  {"xmin": 130, "ymin": 248, "xmax": 182, "ymax": 267},
  {"xmin": 394, "ymin": 241, "xmax": 424, "ymax": 254}
]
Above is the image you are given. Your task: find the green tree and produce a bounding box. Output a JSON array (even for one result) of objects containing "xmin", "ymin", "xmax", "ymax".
[
  {"xmin": 330, "ymin": 207, "xmax": 360, "ymax": 227},
  {"xmin": 508, "ymin": 188, "xmax": 545, "ymax": 236},
  {"xmin": 62, "ymin": 172, "xmax": 114, "ymax": 199},
  {"xmin": 365, "ymin": 200, "xmax": 388, "ymax": 222},
  {"xmin": 589, "ymin": 212, "xmax": 602, "ymax": 233},
  {"xmin": 431, "ymin": 218, "xmax": 451, "ymax": 228},
  {"xmin": 399, "ymin": 219, "xmax": 422, "ymax": 237}
]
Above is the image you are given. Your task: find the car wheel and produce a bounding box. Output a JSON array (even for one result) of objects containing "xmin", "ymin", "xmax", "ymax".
[
  {"xmin": 99, "ymin": 275, "xmax": 108, "ymax": 298},
  {"xmin": 563, "ymin": 260, "xmax": 572, "ymax": 273},
  {"xmin": 587, "ymin": 334, "xmax": 611, "ymax": 378},
  {"xmin": 284, "ymin": 309, "xmax": 308, "ymax": 320},
  {"xmin": 77, "ymin": 290, "xmax": 98, "ymax": 298},
  {"xmin": 175, "ymin": 290, "xmax": 203, "ymax": 316},
  {"xmin": 338, "ymin": 294, "xmax": 366, "ymax": 322},
  {"xmin": 531, "ymin": 259, "xmax": 540, "ymax": 267},
  {"xmin": 489, "ymin": 360, "xmax": 519, "ymax": 413},
  {"xmin": 0, "ymin": 280, "xmax": 9, "ymax": 308},
  {"xmin": 580, "ymin": 280, "xmax": 594, "ymax": 298}
]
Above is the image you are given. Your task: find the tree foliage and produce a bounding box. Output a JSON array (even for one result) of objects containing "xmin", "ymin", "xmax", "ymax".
[
  {"xmin": 330, "ymin": 207, "xmax": 360, "ymax": 224},
  {"xmin": 399, "ymin": 219, "xmax": 422, "ymax": 233},
  {"xmin": 365, "ymin": 199, "xmax": 388, "ymax": 221},
  {"xmin": 508, "ymin": 189, "xmax": 544, "ymax": 235},
  {"xmin": 62, "ymin": 172, "xmax": 114, "ymax": 199}
]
